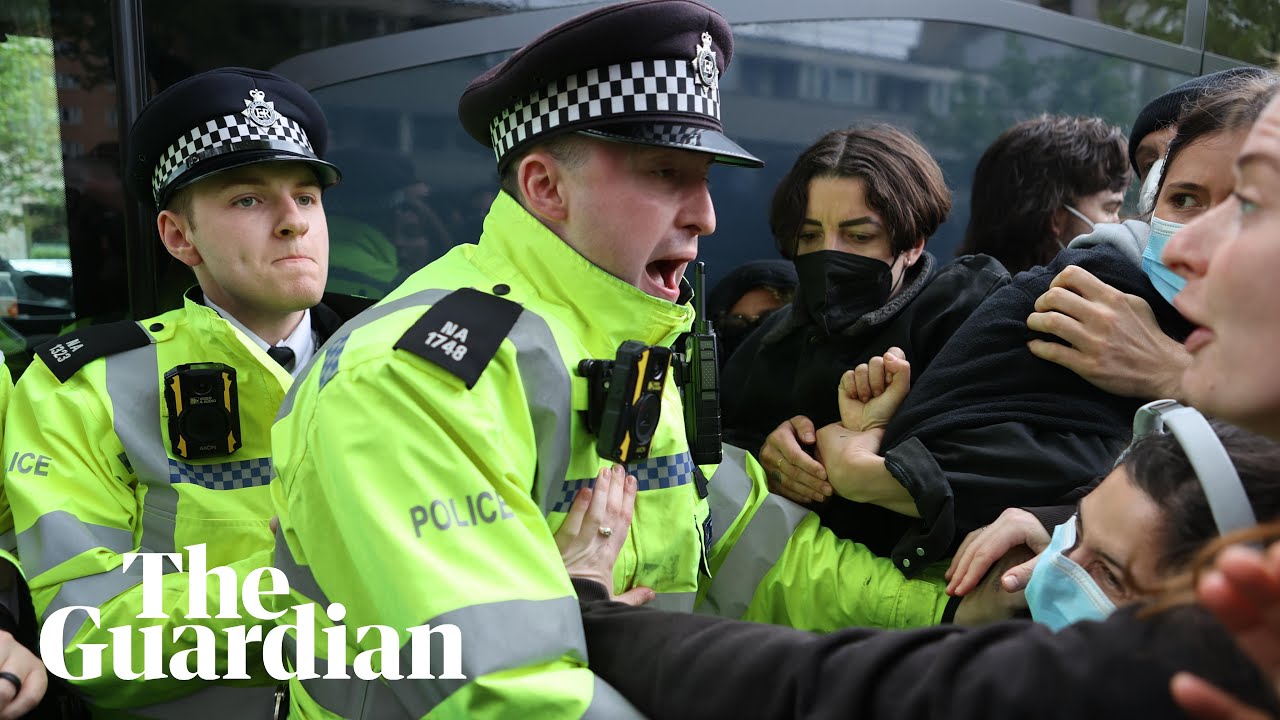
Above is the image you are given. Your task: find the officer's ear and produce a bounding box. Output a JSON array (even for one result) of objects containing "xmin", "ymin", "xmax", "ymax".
[
  {"xmin": 516, "ymin": 148, "xmax": 570, "ymax": 225},
  {"xmin": 157, "ymin": 204, "xmax": 204, "ymax": 268}
]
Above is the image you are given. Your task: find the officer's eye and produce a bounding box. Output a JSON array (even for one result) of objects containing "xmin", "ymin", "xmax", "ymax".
[
  {"xmin": 296, "ymin": 194, "xmax": 317, "ymax": 207},
  {"xmin": 233, "ymin": 197, "xmax": 259, "ymax": 208}
]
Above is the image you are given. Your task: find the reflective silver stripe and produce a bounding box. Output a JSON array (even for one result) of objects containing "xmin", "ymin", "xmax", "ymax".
[
  {"xmin": 273, "ymin": 533, "xmax": 331, "ymax": 607},
  {"xmin": 0, "ymin": 530, "xmax": 15, "ymax": 554},
  {"xmin": 105, "ymin": 331, "xmax": 180, "ymax": 555},
  {"xmin": 16, "ymin": 510, "xmax": 133, "ymax": 578},
  {"xmin": 698, "ymin": 490, "xmax": 809, "ymax": 620},
  {"xmin": 548, "ymin": 452, "xmax": 694, "ymax": 513},
  {"xmin": 293, "ymin": 596, "xmax": 588, "ymax": 718},
  {"xmin": 508, "ymin": 311, "xmax": 572, "ymax": 517},
  {"xmin": 129, "ymin": 684, "xmax": 278, "ymax": 718},
  {"xmin": 582, "ymin": 675, "xmax": 646, "ymax": 719},
  {"xmin": 274, "ymin": 287, "xmax": 574, "ymax": 519},
  {"xmin": 43, "ymin": 563, "xmax": 146, "ymax": 649},
  {"xmin": 647, "ymin": 591, "xmax": 696, "ymax": 613},
  {"xmin": 277, "ymin": 289, "xmax": 452, "ymax": 421},
  {"xmin": 707, "ymin": 445, "xmax": 755, "ymax": 548}
]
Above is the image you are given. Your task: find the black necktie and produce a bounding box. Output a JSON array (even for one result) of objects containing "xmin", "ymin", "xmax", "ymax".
[{"xmin": 266, "ymin": 346, "xmax": 295, "ymax": 371}]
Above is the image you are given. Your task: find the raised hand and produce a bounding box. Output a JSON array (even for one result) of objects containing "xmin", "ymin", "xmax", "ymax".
[{"xmin": 838, "ymin": 347, "xmax": 911, "ymax": 432}]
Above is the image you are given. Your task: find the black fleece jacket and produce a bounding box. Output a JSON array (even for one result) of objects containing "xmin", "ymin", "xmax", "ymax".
[
  {"xmin": 575, "ymin": 578, "xmax": 1279, "ymax": 720},
  {"xmin": 818, "ymin": 244, "xmax": 1193, "ymax": 572}
]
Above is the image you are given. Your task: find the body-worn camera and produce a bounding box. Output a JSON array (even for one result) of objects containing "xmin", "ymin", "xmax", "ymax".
[
  {"xmin": 578, "ymin": 341, "xmax": 672, "ymax": 464},
  {"xmin": 163, "ymin": 362, "xmax": 241, "ymax": 459}
]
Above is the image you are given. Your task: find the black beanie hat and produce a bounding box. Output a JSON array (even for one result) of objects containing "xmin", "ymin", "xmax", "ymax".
[{"xmin": 1128, "ymin": 66, "xmax": 1268, "ymax": 173}]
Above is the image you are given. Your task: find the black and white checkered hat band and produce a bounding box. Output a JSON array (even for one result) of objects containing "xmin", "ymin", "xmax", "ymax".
[
  {"xmin": 489, "ymin": 59, "xmax": 721, "ymax": 164},
  {"xmin": 152, "ymin": 112, "xmax": 316, "ymax": 202}
]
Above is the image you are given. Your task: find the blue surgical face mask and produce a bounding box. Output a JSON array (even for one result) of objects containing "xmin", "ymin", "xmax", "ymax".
[
  {"xmin": 1025, "ymin": 514, "xmax": 1117, "ymax": 631},
  {"xmin": 1142, "ymin": 216, "xmax": 1187, "ymax": 305}
]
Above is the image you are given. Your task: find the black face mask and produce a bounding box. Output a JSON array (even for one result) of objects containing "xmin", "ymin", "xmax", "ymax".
[{"xmin": 793, "ymin": 250, "xmax": 893, "ymax": 334}]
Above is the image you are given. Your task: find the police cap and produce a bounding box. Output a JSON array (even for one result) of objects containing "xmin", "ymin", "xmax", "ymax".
[
  {"xmin": 127, "ymin": 67, "xmax": 340, "ymax": 209},
  {"xmin": 458, "ymin": 0, "xmax": 761, "ymax": 170}
]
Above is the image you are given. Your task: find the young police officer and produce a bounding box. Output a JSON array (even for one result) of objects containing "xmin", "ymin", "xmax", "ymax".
[
  {"xmin": 4, "ymin": 67, "xmax": 348, "ymax": 718},
  {"xmin": 268, "ymin": 1, "xmax": 769, "ymax": 717},
  {"xmin": 271, "ymin": 3, "xmax": 993, "ymax": 716}
]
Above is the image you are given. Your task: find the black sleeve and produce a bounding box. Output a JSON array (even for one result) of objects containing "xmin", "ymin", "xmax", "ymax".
[
  {"xmin": 882, "ymin": 423, "xmax": 1125, "ymax": 569},
  {"xmin": 575, "ymin": 579, "xmax": 1279, "ymax": 720}
]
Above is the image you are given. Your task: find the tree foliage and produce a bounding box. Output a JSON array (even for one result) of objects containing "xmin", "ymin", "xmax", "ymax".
[{"xmin": 0, "ymin": 36, "xmax": 63, "ymax": 232}]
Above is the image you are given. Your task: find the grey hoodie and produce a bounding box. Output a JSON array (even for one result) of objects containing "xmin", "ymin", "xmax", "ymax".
[{"xmin": 1066, "ymin": 219, "xmax": 1151, "ymax": 267}]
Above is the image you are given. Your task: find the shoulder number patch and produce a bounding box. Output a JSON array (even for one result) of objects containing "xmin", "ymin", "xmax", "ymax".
[
  {"xmin": 35, "ymin": 320, "xmax": 152, "ymax": 383},
  {"xmin": 394, "ymin": 288, "xmax": 523, "ymax": 389}
]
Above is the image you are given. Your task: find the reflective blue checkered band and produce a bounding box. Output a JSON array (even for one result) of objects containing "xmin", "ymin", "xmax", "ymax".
[
  {"xmin": 489, "ymin": 60, "xmax": 721, "ymax": 165},
  {"xmin": 548, "ymin": 452, "xmax": 695, "ymax": 513},
  {"xmin": 152, "ymin": 111, "xmax": 316, "ymax": 203},
  {"xmin": 167, "ymin": 456, "xmax": 273, "ymax": 490},
  {"xmin": 318, "ymin": 334, "xmax": 348, "ymax": 390}
]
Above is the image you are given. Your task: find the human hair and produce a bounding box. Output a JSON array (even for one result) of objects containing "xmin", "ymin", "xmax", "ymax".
[
  {"xmin": 1122, "ymin": 419, "xmax": 1280, "ymax": 576},
  {"xmin": 769, "ymin": 125, "xmax": 951, "ymax": 259},
  {"xmin": 498, "ymin": 133, "xmax": 592, "ymax": 203},
  {"xmin": 959, "ymin": 114, "xmax": 1129, "ymax": 273},
  {"xmin": 1156, "ymin": 71, "xmax": 1280, "ymax": 202}
]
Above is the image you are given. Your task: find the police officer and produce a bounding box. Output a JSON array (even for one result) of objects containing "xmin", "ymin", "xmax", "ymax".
[
  {"xmin": 4, "ymin": 67, "xmax": 350, "ymax": 717},
  {"xmin": 269, "ymin": 1, "xmax": 769, "ymax": 717}
]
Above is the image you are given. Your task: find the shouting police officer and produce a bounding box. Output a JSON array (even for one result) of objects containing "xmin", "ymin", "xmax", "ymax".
[
  {"xmin": 268, "ymin": 1, "xmax": 765, "ymax": 716},
  {"xmin": 5, "ymin": 67, "xmax": 349, "ymax": 717}
]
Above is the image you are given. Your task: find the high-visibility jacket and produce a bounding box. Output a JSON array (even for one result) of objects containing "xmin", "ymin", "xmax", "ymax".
[
  {"xmin": 697, "ymin": 446, "xmax": 951, "ymax": 632},
  {"xmin": 0, "ymin": 360, "xmax": 13, "ymax": 555},
  {"xmin": 326, "ymin": 216, "xmax": 401, "ymax": 299},
  {"xmin": 5, "ymin": 293, "xmax": 342, "ymax": 719},
  {"xmin": 272, "ymin": 191, "xmax": 710, "ymax": 719}
]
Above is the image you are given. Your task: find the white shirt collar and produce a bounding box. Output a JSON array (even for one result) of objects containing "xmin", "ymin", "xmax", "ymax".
[{"xmin": 202, "ymin": 297, "xmax": 315, "ymax": 378}]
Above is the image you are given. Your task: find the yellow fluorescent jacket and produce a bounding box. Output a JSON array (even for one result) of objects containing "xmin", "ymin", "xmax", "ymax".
[{"xmin": 4, "ymin": 297, "xmax": 294, "ymax": 718}]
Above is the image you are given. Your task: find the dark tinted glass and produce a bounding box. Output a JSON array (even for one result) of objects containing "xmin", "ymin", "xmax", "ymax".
[
  {"xmin": 1012, "ymin": 0, "xmax": 1186, "ymax": 44},
  {"xmin": 1206, "ymin": 0, "xmax": 1280, "ymax": 66},
  {"xmin": 312, "ymin": 19, "xmax": 1190, "ymax": 290}
]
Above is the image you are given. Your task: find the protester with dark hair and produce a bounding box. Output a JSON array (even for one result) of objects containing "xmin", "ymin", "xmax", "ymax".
[
  {"xmin": 959, "ymin": 114, "xmax": 1130, "ymax": 274},
  {"xmin": 1130, "ymin": 66, "xmax": 1268, "ymax": 184},
  {"xmin": 1026, "ymin": 71, "xmax": 1277, "ymax": 403},
  {"xmin": 722, "ymin": 125, "xmax": 1007, "ymax": 502},
  {"xmin": 705, "ymin": 259, "xmax": 796, "ymax": 368},
  {"xmin": 775, "ymin": 78, "xmax": 1280, "ymax": 581},
  {"xmin": 555, "ymin": 403, "xmax": 1280, "ymax": 719}
]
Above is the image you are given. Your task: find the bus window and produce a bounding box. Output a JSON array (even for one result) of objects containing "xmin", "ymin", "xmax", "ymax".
[{"xmin": 0, "ymin": 13, "xmax": 78, "ymax": 375}]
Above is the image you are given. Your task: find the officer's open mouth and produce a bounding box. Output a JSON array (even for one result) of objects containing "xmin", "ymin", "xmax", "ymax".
[{"xmin": 646, "ymin": 259, "xmax": 687, "ymax": 295}]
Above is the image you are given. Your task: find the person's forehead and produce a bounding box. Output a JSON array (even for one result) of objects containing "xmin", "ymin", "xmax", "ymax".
[
  {"xmin": 1239, "ymin": 95, "xmax": 1280, "ymax": 168},
  {"xmin": 1139, "ymin": 125, "xmax": 1177, "ymax": 152}
]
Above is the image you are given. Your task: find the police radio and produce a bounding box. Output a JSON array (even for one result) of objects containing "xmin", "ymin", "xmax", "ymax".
[
  {"xmin": 163, "ymin": 363, "xmax": 242, "ymax": 459},
  {"xmin": 578, "ymin": 341, "xmax": 673, "ymax": 464},
  {"xmin": 675, "ymin": 262, "xmax": 722, "ymax": 466}
]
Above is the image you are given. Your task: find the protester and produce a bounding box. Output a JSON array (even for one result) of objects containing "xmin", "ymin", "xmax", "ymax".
[{"xmin": 959, "ymin": 115, "xmax": 1129, "ymax": 274}]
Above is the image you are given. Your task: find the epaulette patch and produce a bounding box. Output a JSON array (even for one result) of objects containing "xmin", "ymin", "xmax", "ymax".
[
  {"xmin": 35, "ymin": 321, "xmax": 153, "ymax": 383},
  {"xmin": 394, "ymin": 288, "xmax": 523, "ymax": 389}
]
